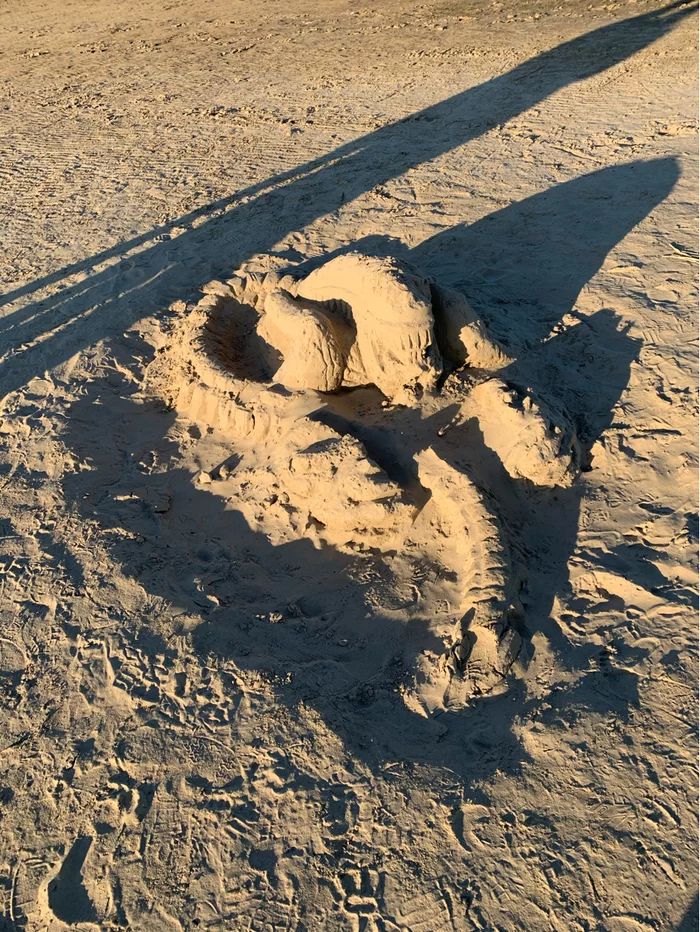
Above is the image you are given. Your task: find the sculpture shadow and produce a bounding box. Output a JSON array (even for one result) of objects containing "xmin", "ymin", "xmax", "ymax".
[
  {"xmin": 0, "ymin": 0, "xmax": 695, "ymax": 403},
  {"xmin": 677, "ymin": 894, "xmax": 699, "ymax": 932},
  {"xmin": 301, "ymin": 157, "xmax": 679, "ymax": 672},
  {"xmin": 57, "ymin": 153, "xmax": 679, "ymax": 780}
]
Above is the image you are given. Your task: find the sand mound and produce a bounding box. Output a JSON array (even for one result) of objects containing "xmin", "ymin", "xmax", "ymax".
[
  {"xmin": 218, "ymin": 418, "xmax": 417, "ymax": 550},
  {"xmin": 461, "ymin": 378, "xmax": 581, "ymax": 487},
  {"xmin": 293, "ymin": 253, "xmax": 443, "ymax": 402},
  {"xmin": 145, "ymin": 253, "xmax": 582, "ymax": 702},
  {"xmin": 148, "ymin": 253, "xmax": 512, "ymax": 414}
]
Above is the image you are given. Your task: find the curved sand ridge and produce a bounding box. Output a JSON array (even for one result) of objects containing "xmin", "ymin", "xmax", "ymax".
[{"xmin": 146, "ymin": 253, "xmax": 580, "ymax": 706}]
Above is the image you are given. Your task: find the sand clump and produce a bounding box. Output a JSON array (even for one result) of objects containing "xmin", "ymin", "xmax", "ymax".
[
  {"xmin": 430, "ymin": 282, "xmax": 513, "ymax": 371},
  {"xmin": 291, "ymin": 253, "xmax": 444, "ymax": 402},
  {"xmin": 220, "ymin": 419, "xmax": 417, "ymax": 550},
  {"xmin": 258, "ymin": 290, "xmax": 347, "ymax": 393},
  {"xmin": 459, "ymin": 378, "xmax": 581, "ymax": 487}
]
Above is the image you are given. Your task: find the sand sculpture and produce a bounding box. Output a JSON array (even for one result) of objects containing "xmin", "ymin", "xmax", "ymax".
[{"xmin": 147, "ymin": 252, "xmax": 580, "ymax": 709}]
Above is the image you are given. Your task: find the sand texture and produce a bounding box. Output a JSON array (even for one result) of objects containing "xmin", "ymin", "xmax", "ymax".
[{"xmin": 0, "ymin": 0, "xmax": 697, "ymax": 930}]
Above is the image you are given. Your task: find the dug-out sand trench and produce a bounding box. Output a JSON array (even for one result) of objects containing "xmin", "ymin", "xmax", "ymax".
[{"xmin": 146, "ymin": 253, "xmax": 581, "ymax": 710}]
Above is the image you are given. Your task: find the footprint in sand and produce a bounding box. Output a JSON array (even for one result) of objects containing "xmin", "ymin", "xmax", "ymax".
[
  {"xmin": 145, "ymin": 252, "xmax": 580, "ymax": 712},
  {"xmin": 46, "ymin": 836, "xmax": 99, "ymax": 925}
]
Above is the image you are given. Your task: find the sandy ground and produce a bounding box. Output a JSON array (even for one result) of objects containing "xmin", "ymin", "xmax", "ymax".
[{"xmin": 0, "ymin": 0, "xmax": 698, "ymax": 929}]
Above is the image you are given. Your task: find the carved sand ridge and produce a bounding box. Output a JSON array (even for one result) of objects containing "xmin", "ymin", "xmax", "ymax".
[
  {"xmin": 415, "ymin": 448, "xmax": 523, "ymax": 705},
  {"xmin": 146, "ymin": 253, "xmax": 580, "ymax": 702}
]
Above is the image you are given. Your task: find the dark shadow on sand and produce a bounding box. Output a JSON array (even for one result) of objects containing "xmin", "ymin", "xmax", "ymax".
[{"xmin": 677, "ymin": 894, "xmax": 700, "ymax": 932}]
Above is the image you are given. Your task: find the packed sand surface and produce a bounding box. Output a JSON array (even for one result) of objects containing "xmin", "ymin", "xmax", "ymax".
[{"xmin": 0, "ymin": 0, "xmax": 698, "ymax": 929}]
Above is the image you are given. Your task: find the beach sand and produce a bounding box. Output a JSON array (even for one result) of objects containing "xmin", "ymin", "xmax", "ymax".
[{"xmin": 0, "ymin": 1, "xmax": 697, "ymax": 929}]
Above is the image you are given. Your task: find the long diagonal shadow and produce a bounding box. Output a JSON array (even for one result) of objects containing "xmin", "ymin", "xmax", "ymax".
[
  {"xmin": 0, "ymin": 0, "xmax": 695, "ymax": 402},
  {"xmin": 411, "ymin": 158, "xmax": 681, "ymax": 645},
  {"xmin": 58, "ymin": 157, "xmax": 678, "ymax": 779}
]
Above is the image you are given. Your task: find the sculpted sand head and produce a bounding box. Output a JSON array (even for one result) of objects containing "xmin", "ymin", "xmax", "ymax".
[{"xmin": 292, "ymin": 253, "xmax": 443, "ymax": 403}]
